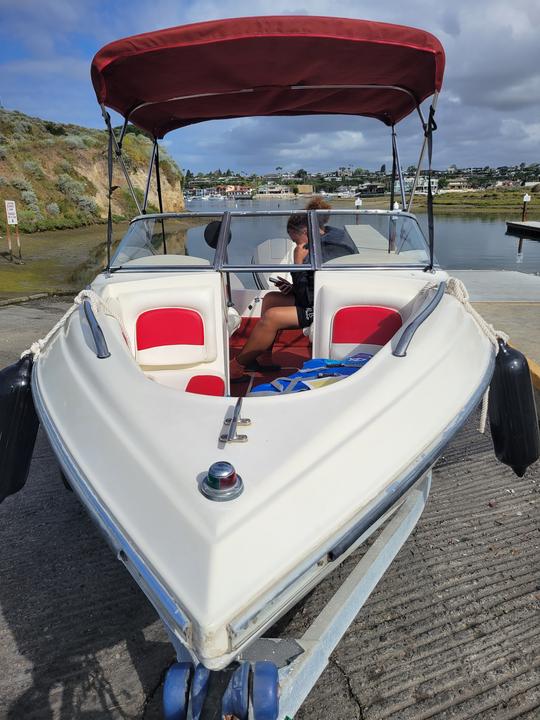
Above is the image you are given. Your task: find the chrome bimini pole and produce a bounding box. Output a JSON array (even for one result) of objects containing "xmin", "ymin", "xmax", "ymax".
[
  {"xmin": 100, "ymin": 104, "xmax": 142, "ymax": 215},
  {"xmin": 392, "ymin": 127, "xmax": 407, "ymax": 208},
  {"xmin": 154, "ymin": 142, "xmax": 167, "ymax": 254},
  {"xmin": 142, "ymin": 140, "xmax": 158, "ymax": 213}
]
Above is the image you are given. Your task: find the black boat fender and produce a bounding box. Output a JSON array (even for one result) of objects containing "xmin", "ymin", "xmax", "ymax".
[
  {"xmin": 489, "ymin": 340, "xmax": 540, "ymax": 477},
  {"xmin": 0, "ymin": 355, "xmax": 39, "ymax": 503}
]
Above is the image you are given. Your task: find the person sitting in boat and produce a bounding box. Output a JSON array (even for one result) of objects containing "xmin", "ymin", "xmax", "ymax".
[
  {"xmin": 306, "ymin": 195, "xmax": 357, "ymax": 258},
  {"xmin": 229, "ymin": 206, "xmax": 355, "ymax": 381}
]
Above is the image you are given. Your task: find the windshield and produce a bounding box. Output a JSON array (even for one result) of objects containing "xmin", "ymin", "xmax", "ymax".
[
  {"xmin": 111, "ymin": 214, "xmax": 220, "ymax": 268},
  {"xmin": 110, "ymin": 210, "xmax": 430, "ymax": 272},
  {"xmin": 315, "ymin": 211, "xmax": 430, "ymax": 267}
]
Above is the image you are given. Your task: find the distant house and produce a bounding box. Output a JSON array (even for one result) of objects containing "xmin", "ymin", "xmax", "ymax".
[
  {"xmin": 495, "ymin": 180, "xmax": 519, "ymax": 188},
  {"xmin": 257, "ymin": 183, "xmax": 290, "ymax": 195},
  {"xmin": 447, "ymin": 177, "xmax": 470, "ymax": 190},
  {"xmin": 416, "ymin": 176, "xmax": 438, "ymax": 193},
  {"xmin": 219, "ymin": 184, "xmax": 253, "ymax": 197},
  {"xmin": 393, "ymin": 176, "xmax": 438, "ymax": 194}
]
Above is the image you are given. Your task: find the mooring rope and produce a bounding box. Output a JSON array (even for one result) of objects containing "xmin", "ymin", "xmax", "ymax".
[{"xmin": 443, "ymin": 277, "xmax": 508, "ymax": 434}]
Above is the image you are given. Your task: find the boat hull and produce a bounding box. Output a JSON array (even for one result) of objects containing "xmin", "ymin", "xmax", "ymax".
[{"xmin": 32, "ymin": 270, "xmax": 495, "ymax": 667}]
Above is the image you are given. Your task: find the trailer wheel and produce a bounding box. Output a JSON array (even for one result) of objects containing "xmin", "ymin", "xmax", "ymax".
[
  {"xmin": 190, "ymin": 664, "xmax": 211, "ymax": 719},
  {"xmin": 252, "ymin": 661, "xmax": 279, "ymax": 720},
  {"xmin": 162, "ymin": 662, "xmax": 192, "ymax": 720},
  {"xmin": 222, "ymin": 661, "xmax": 250, "ymax": 719}
]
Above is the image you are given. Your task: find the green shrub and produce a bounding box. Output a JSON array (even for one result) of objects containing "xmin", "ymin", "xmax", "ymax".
[
  {"xmin": 56, "ymin": 160, "xmax": 72, "ymax": 173},
  {"xmin": 12, "ymin": 118, "xmax": 33, "ymax": 136},
  {"xmin": 56, "ymin": 173, "xmax": 99, "ymax": 215},
  {"xmin": 17, "ymin": 209, "xmax": 41, "ymax": 232},
  {"xmin": 0, "ymin": 147, "xmax": 6, "ymax": 160},
  {"xmin": 0, "ymin": 176, "xmax": 7, "ymax": 186},
  {"xmin": 63, "ymin": 134, "xmax": 86, "ymax": 149},
  {"xmin": 23, "ymin": 160, "xmax": 44, "ymax": 178},
  {"xmin": 76, "ymin": 196, "xmax": 98, "ymax": 215},
  {"xmin": 21, "ymin": 189, "xmax": 43, "ymax": 218},
  {"xmin": 11, "ymin": 178, "xmax": 32, "ymax": 192},
  {"xmin": 81, "ymin": 134, "xmax": 100, "ymax": 147},
  {"xmin": 57, "ymin": 173, "xmax": 85, "ymax": 199},
  {"xmin": 43, "ymin": 120, "xmax": 67, "ymax": 136},
  {"xmin": 46, "ymin": 202, "xmax": 60, "ymax": 215}
]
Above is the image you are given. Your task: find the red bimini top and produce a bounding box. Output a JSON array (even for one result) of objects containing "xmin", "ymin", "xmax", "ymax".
[{"xmin": 91, "ymin": 16, "xmax": 445, "ymax": 138}]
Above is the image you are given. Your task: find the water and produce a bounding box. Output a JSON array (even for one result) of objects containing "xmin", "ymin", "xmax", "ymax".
[{"xmin": 186, "ymin": 197, "xmax": 540, "ymax": 275}]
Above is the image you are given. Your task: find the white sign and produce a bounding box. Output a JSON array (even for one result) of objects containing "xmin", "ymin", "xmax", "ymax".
[
  {"xmin": 523, "ymin": 193, "xmax": 531, "ymax": 203},
  {"xmin": 5, "ymin": 200, "xmax": 18, "ymax": 225}
]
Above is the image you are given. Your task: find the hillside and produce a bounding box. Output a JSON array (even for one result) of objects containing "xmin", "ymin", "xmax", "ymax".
[{"xmin": 0, "ymin": 109, "xmax": 184, "ymax": 233}]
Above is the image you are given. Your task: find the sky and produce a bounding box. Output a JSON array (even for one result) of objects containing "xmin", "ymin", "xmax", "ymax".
[{"xmin": 0, "ymin": 0, "xmax": 539, "ymax": 175}]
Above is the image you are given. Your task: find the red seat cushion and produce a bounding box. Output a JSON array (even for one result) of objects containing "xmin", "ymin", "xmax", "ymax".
[
  {"xmin": 185, "ymin": 375, "xmax": 225, "ymax": 396},
  {"xmin": 136, "ymin": 308, "xmax": 204, "ymax": 350},
  {"xmin": 332, "ymin": 306, "xmax": 402, "ymax": 345}
]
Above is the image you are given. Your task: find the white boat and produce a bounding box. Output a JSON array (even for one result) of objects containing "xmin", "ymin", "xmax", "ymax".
[{"xmin": 3, "ymin": 15, "xmax": 538, "ymax": 720}]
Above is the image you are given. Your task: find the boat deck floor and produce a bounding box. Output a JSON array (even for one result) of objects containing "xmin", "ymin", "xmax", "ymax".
[
  {"xmin": 1, "ymin": 298, "xmax": 539, "ymax": 719},
  {"xmin": 229, "ymin": 322, "xmax": 311, "ymax": 397}
]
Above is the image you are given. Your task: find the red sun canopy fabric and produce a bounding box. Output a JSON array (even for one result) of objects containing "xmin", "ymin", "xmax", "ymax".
[{"xmin": 91, "ymin": 16, "xmax": 445, "ymax": 138}]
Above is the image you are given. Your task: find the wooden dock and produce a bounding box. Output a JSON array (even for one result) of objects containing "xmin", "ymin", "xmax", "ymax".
[{"xmin": 505, "ymin": 220, "xmax": 540, "ymax": 238}]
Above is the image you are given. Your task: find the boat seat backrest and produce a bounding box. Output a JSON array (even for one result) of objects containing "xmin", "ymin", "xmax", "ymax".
[
  {"xmin": 100, "ymin": 276, "xmax": 227, "ymax": 395},
  {"xmin": 135, "ymin": 306, "xmax": 213, "ymax": 366},
  {"xmin": 251, "ymin": 237, "xmax": 295, "ymax": 289},
  {"xmin": 110, "ymin": 285, "xmax": 218, "ymax": 367},
  {"xmin": 314, "ymin": 281, "xmax": 405, "ymax": 359},
  {"xmin": 330, "ymin": 306, "xmax": 402, "ymax": 359}
]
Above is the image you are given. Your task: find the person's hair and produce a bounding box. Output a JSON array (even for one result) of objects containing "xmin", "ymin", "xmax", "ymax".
[
  {"xmin": 287, "ymin": 213, "xmax": 308, "ymax": 234},
  {"xmin": 305, "ymin": 195, "xmax": 331, "ymax": 227},
  {"xmin": 305, "ymin": 196, "xmax": 332, "ymax": 211}
]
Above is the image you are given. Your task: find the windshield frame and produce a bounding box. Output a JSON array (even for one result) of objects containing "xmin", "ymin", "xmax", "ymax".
[{"xmin": 108, "ymin": 208, "xmax": 433, "ymax": 273}]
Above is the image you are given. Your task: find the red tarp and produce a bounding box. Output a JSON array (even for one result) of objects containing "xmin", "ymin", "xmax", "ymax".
[{"xmin": 91, "ymin": 16, "xmax": 445, "ymax": 138}]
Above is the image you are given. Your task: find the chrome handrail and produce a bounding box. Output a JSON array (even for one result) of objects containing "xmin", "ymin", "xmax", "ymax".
[
  {"xmin": 83, "ymin": 300, "xmax": 111, "ymax": 359},
  {"xmin": 393, "ymin": 281, "xmax": 446, "ymax": 357}
]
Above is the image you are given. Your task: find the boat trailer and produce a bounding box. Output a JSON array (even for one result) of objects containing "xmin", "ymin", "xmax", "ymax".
[{"xmin": 161, "ymin": 473, "xmax": 431, "ymax": 719}]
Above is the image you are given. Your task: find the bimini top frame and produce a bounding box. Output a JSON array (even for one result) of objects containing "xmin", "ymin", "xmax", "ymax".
[{"xmin": 93, "ymin": 16, "xmax": 444, "ymax": 269}]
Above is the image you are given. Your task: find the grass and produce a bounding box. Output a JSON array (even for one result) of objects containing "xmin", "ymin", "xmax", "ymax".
[{"xmin": 332, "ymin": 190, "xmax": 540, "ymax": 216}]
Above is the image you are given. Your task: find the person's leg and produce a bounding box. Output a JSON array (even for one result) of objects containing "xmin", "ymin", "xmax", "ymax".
[
  {"xmin": 231, "ymin": 304, "xmax": 299, "ymax": 378},
  {"xmin": 253, "ymin": 291, "xmax": 294, "ymax": 365},
  {"xmin": 261, "ymin": 290, "xmax": 292, "ymax": 314}
]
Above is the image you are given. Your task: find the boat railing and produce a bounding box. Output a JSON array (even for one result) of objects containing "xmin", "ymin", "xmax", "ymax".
[
  {"xmin": 392, "ymin": 281, "xmax": 446, "ymax": 357},
  {"xmin": 83, "ymin": 300, "xmax": 111, "ymax": 359}
]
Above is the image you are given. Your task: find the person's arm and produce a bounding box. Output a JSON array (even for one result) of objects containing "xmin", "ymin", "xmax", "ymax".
[{"xmin": 293, "ymin": 240, "xmax": 309, "ymax": 264}]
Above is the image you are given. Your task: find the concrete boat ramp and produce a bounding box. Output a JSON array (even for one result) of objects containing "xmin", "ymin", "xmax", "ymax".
[
  {"xmin": 450, "ymin": 270, "xmax": 540, "ymax": 389},
  {"xmin": 0, "ymin": 272, "xmax": 538, "ymax": 719}
]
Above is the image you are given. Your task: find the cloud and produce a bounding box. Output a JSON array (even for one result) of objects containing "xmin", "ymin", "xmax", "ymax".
[{"xmin": 0, "ymin": 0, "xmax": 538, "ymax": 171}]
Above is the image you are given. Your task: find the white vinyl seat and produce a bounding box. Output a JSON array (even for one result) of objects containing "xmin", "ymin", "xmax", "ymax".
[
  {"xmin": 251, "ymin": 237, "xmax": 295, "ymax": 289},
  {"xmin": 102, "ymin": 276, "xmax": 227, "ymax": 394},
  {"xmin": 314, "ymin": 281, "xmax": 404, "ymax": 359}
]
